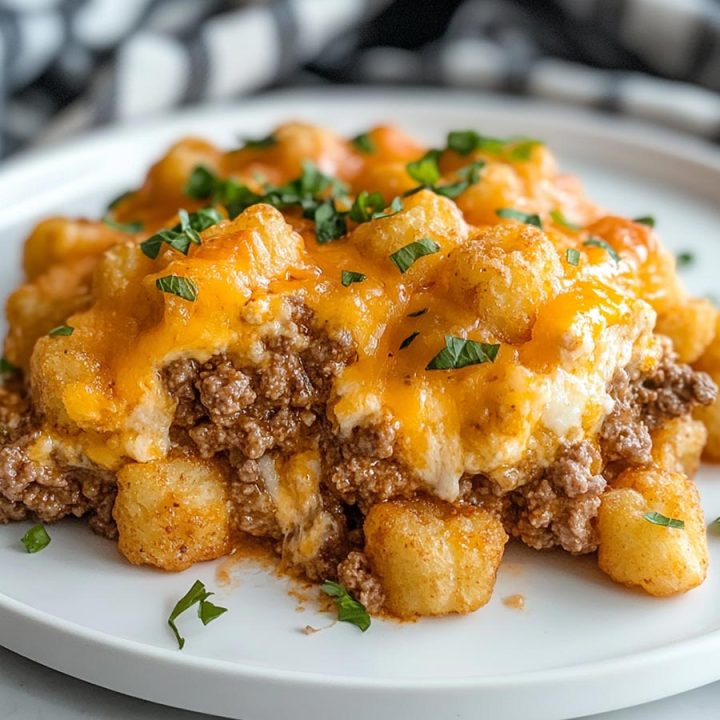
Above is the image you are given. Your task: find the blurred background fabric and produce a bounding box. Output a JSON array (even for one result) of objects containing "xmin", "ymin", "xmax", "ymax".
[{"xmin": 0, "ymin": 0, "xmax": 719, "ymax": 156}]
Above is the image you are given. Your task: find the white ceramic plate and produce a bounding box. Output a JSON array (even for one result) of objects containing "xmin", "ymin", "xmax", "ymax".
[{"xmin": 1, "ymin": 88, "xmax": 720, "ymax": 720}]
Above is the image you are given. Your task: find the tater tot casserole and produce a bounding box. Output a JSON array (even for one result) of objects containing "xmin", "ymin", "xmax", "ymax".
[{"xmin": 2, "ymin": 122, "xmax": 719, "ymax": 626}]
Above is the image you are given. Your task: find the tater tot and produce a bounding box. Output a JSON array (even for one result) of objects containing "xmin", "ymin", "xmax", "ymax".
[
  {"xmin": 364, "ymin": 497, "xmax": 507, "ymax": 617},
  {"xmin": 651, "ymin": 416, "xmax": 707, "ymax": 477},
  {"xmin": 656, "ymin": 298, "xmax": 716, "ymax": 363},
  {"xmin": 348, "ymin": 189, "xmax": 468, "ymax": 287},
  {"xmin": 443, "ymin": 223, "xmax": 562, "ymax": 343},
  {"xmin": 115, "ymin": 457, "xmax": 232, "ymax": 571},
  {"xmin": 597, "ymin": 466, "xmax": 708, "ymax": 596}
]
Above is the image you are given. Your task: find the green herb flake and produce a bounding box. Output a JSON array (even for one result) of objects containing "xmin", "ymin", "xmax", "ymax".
[
  {"xmin": 185, "ymin": 165, "xmax": 218, "ymax": 199},
  {"xmin": 583, "ymin": 236, "xmax": 620, "ymax": 263},
  {"xmin": 198, "ymin": 598, "xmax": 228, "ymax": 626},
  {"xmin": 341, "ymin": 270, "xmax": 366, "ymax": 287},
  {"xmin": 407, "ymin": 307, "xmax": 428, "ymax": 318},
  {"xmin": 550, "ymin": 209, "xmax": 581, "ymax": 231},
  {"xmin": 0, "ymin": 356, "xmax": 18, "ymax": 374},
  {"xmin": 349, "ymin": 190, "xmax": 386, "ymax": 223},
  {"xmin": 351, "ymin": 132, "xmax": 375, "ymax": 154},
  {"xmin": 389, "ymin": 238, "xmax": 440, "ymax": 274},
  {"xmin": 102, "ymin": 216, "xmax": 143, "ymax": 234},
  {"xmin": 237, "ymin": 133, "xmax": 277, "ymax": 151},
  {"xmin": 106, "ymin": 190, "xmax": 135, "ymax": 211},
  {"xmin": 434, "ymin": 160, "xmax": 486, "ymax": 199},
  {"xmin": 566, "ymin": 248, "xmax": 581, "ymax": 266},
  {"xmin": 168, "ymin": 580, "xmax": 227, "ymax": 649},
  {"xmin": 314, "ymin": 201, "xmax": 347, "ymax": 244},
  {"xmin": 156, "ymin": 275, "xmax": 198, "ymax": 302},
  {"xmin": 400, "ymin": 331, "xmax": 420, "ymax": 350},
  {"xmin": 446, "ymin": 130, "xmax": 542, "ymax": 160},
  {"xmin": 426, "ymin": 336, "xmax": 500, "ymax": 371},
  {"xmin": 634, "ymin": 215, "xmax": 656, "ymax": 228},
  {"xmin": 676, "ymin": 251, "xmax": 694, "ymax": 268},
  {"xmin": 141, "ymin": 207, "xmax": 221, "ymax": 259},
  {"xmin": 447, "ymin": 130, "xmax": 480, "ymax": 155},
  {"xmin": 406, "ymin": 150, "xmax": 441, "ymax": 186},
  {"xmin": 372, "ymin": 196, "xmax": 404, "ymax": 220},
  {"xmin": 643, "ymin": 511, "xmax": 685, "ymax": 529},
  {"xmin": 321, "ymin": 580, "xmax": 371, "ymax": 632},
  {"xmin": 21, "ymin": 524, "xmax": 51, "ymax": 553},
  {"xmin": 496, "ymin": 207, "xmax": 543, "ymax": 229},
  {"xmin": 48, "ymin": 325, "xmax": 74, "ymax": 337},
  {"xmin": 507, "ymin": 139, "xmax": 541, "ymax": 161}
]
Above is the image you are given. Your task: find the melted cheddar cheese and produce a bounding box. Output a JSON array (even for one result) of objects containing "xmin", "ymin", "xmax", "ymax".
[{"xmin": 6, "ymin": 122, "xmax": 689, "ymax": 503}]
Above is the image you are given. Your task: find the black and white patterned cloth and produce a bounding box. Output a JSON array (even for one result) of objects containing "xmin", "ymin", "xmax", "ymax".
[{"xmin": 1, "ymin": 0, "xmax": 719, "ymax": 156}]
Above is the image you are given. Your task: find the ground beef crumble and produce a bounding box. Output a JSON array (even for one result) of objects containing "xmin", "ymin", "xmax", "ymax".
[
  {"xmin": 0, "ymin": 436, "xmax": 117, "ymax": 538},
  {"xmin": 601, "ymin": 343, "xmax": 716, "ymax": 470},
  {"xmin": 337, "ymin": 550, "xmax": 385, "ymax": 613},
  {"xmin": 502, "ymin": 442, "xmax": 606, "ymax": 554}
]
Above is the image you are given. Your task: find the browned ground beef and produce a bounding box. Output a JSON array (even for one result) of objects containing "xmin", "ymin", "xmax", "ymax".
[
  {"xmin": 321, "ymin": 417, "xmax": 418, "ymax": 514},
  {"xmin": 601, "ymin": 344, "xmax": 716, "ymax": 469},
  {"xmin": 337, "ymin": 550, "xmax": 385, "ymax": 612},
  {"xmin": 502, "ymin": 442, "xmax": 606, "ymax": 554},
  {"xmin": 0, "ymin": 437, "xmax": 117, "ymax": 538}
]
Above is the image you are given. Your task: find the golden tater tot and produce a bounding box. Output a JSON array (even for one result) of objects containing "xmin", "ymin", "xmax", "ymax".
[
  {"xmin": 364, "ymin": 497, "xmax": 507, "ymax": 618},
  {"xmin": 597, "ymin": 466, "xmax": 708, "ymax": 596},
  {"xmin": 651, "ymin": 416, "xmax": 707, "ymax": 477},
  {"xmin": 693, "ymin": 310, "xmax": 720, "ymax": 459},
  {"xmin": 349, "ymin": 189, "xmax": 468, "ymax": 287},
  {"xmin": 115, "ymin": 457, "xmax": 231, "ymax": 571},
  {"xmin": 443, "ymin": 223, "xmax": 562, "ymax": 343},
  {"xmin": 656, "ymin": 298, "xmax": 716, "ymax": 363}
]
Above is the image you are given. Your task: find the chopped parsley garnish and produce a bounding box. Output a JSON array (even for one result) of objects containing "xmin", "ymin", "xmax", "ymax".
[
  {"xmin": 507, "ymin": 139, "xmax": 541, "ymax": 161},
  {"xmin": 583, "ymin": 236, "xmax": 620, "ymax": 263},
  {"xmin": 314, "ymin": 200, "xmax": 347, "ymax": 244},
  {"xmin": 321, "ymin": 580, "xmax": 371, "ymax": 632},
  {"xmin": 106, "ymin": 190, "xmax": 135, "ymax": 211},
  {"xmin": 676, "ymin": 251, "xmax": 694, "ymax": 268},
  {"xmin": 21, "ymin": 524, "xmax": 51, "ymax": 553},
  {"xmin": 0, "ymin": 356, "xmax": 18, "ymax": 374},
  {"xmin": 235, "ymin": 133, "xmax": 277, "ymax": 151},
  {"xmin": 349, "ymin": 190, "xmax": 385, "ymax": 222},
  {"xmin": 351, "ymin": 132, "xmax": 375, "ymax": 154},
  {"xmin": 389, "ymin": 237, "xmax": 440, "ymax": 274},
  {"xmin": 550, "ymin": 209, "xmax": 581, "ymax": 231},
  {"xmin": 102, "ymin": 217, "xmax": 143, "ymax": 234},
  {"xmin": 634, "ymin": 215, "xmax": 655, "ymax": 228},
  {"xmin": 168, "ymin": 580, "xmax": 227, "ymax": 649},
  {"xmin": 184, "ymin": 165, "xmax": 218, "ymax": 200},
  {"xmin": 349, "ymin": 192, "xmax": 403, "ymax": 223},
  {"xmin": 407, "ymin": 307, "xmax": 428, "ymax": 318},
  {"xmin": 48, "ymin": 325, "xmax": 73, "ymax": 337},
  {"xmin": 496, "ymin": 207, "xmax": 543, "ymax": 229},
  {"xmin": 406, "ymin": 150, "xmax": 441, "ymax": 186},
  {"xmin": 400, "ymin": 331, "xmax": 420, "ymax": 349},
  {"xmin": 566, "ymin": 248, "xmax": 581, "ymax": 266},
  {"xmin": 433, "ymin": 160, "xmax": 485, "ymax": 199},
  {"xmin": 341, "ymin": 270, "xmax": 366, "ymax": 287},
  {"xmin": 404, "ymin": 151, "xmax": 483, "ymax": 199},
  {"xmin": 426, "ymin": 336, "xmax": 500, "ymax": 370},
  {"xmin": 156, "ymin": 275, "xmax": 198, "ymax": 302},
  {"xmin": 643, "ymin": 511, "xmax": 684, "ymax": 529},
  {"xmin": 141, "ymin": 207, "xmax": 222, "ymax": 259},
  {"xmin": 446, "ymin": 130, "xmax": 541, "ymax": 160}
]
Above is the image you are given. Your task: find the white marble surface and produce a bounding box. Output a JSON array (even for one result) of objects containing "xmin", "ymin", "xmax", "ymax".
[{"xmin": 1, "ymin": 645, "xmax": 719, "ymax": 720}]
